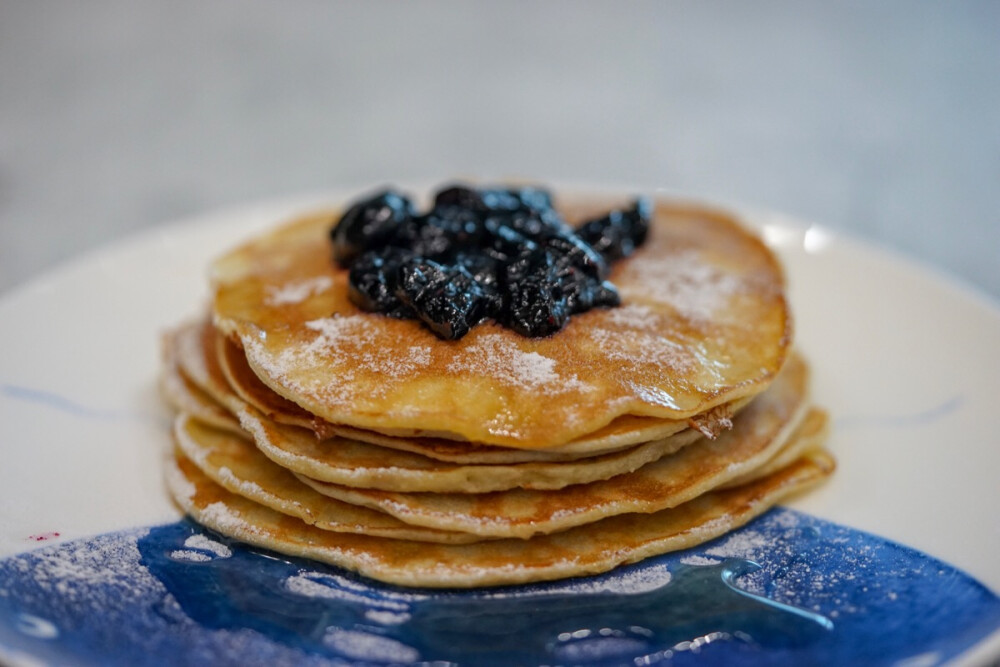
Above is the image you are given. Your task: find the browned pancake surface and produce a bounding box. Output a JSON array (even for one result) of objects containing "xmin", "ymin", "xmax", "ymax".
[
  {"xmin": 217, "ymin": 321, "xmax": 740, "ymax": 460},
  {"xmin": 211, "ymin": 199, "xmax": 790, "ymax": 448},
  {"xmin": 297, "ymin": 360, "xmax": 815, "ymax": 538},
  {"xmin": 166, "ymin": 447, "xmax": 834, "ymax": 588},
  {"xmin": 172, "ymin": 419, "xmax": 487, "ymax": 544}
]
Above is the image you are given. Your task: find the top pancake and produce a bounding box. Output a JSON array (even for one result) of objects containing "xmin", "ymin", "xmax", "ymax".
[
  {"xmin": 211, "ymin": 196, "xmax": 790, "ymax": 448},
  {"xmin": 211, "ymin": 319, "xmax": 748, "ymax": 459}
]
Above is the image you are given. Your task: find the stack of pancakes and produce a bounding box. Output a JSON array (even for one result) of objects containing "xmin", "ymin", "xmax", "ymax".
[{"xmin": 161, "ymin": 195, "xmax": 834, "ymax": 588}]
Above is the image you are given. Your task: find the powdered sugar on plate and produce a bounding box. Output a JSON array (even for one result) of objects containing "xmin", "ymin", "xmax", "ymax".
[
  {"xmin": 0, "ymin": 526, "xmax": 340, "ymax": 665},
  {"xmin": 680, "ymin": 555, "xmax": 722, "ymax": 567},
  {"xmin": 182, "ymin": 534, "xmax": 232, "ymax": 558},
  {"xmin": 1, "ymin": 510, "xmax": 997, "ymax": 665},
  {"xmin": 322, "ymin": 627, "xmax": 420, "ymax": 663},
  {"xmin": 169, "ymin": 550, "xmax": 212, "ymax": 562},
  {"xmin": 285, "ymin": 570, "xmax": 426, "ymax": 608},
  {"xmin": 3, "ymin": 532, "xmax": 149, "ymax": 603},
  {"xmin": 481, "ymin": 561, "xmax": 673, "ymax": 599}
]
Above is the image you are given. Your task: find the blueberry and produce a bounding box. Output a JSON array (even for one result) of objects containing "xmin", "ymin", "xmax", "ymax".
[
  {"xmin": 481, "ymin": 218, "xmax": 540, "ymax": 264},
  {"xmin": 435, "ymin": 184, "xmax": 556, "ymax": 216},
  {"xmin": 544, "ymin": 230, "xmax": 608, "ymax": 279},
  {"xmin": 501, "ymin": 273, "xmax": 570, "ymax": 338},
  {"xmin": 396, "ymin": 259, "xmax": 491, "ymax": 340},
  {"xmin": 454, "ymin": 252, "xmax": 498, "ymax": 287},
  {"xmin": 331, "ymin": 190, "xmax": 416, "ymax": 265},
  {"xmin": 576, "ymin": 197, "xmax": 652, "ymax": 262},
  {"xmin": 433, "ymin": 185, "xmax": 486, "ymax": 211},
  {"xmin": 590, "ymin": 280, "xmax": 622, "ymax": 308},
  {"xmin": 333, "ymin": 185, "xmax": 650, "ymax": 339},
  {"xmin": 347, "ymin": 249, "xmax": 414, "ymax": 318},
  {"xmin": 454, "ymin": 252, "xmax": 503, "ymax": 315},
  {"xmin": 509, "ymin": 187, "xmax": 555, "ymax": 215}
]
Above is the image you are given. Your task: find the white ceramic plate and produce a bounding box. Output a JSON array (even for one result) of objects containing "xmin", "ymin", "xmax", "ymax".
[{"xmin": 1, "ymin": 192, "xmax": 998, "ymax": 664}]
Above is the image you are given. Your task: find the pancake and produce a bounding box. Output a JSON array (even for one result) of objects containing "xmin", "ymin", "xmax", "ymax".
[
  {"xmin": 211, "ymin": 199, "xmax": 790, "ymax": 448},
  {"xmin": 239, "ymin": 401, "xmax": 704, "ymax": 493},
  {"xmin": 169, "ymin": 318, "xmax": 713, "ymax": 493},
  {"xmin": 214, "ymin": 327, "xmax": 325, "ymax": 431},
  {"xmin": 214, "ymin": 322, "xmax": 633, "ymax": 463},
  {"xmin": 239, "ymin": 353, "xmax": 806, "ymax": 494},
  {"xmin": 160, "ymin": 329, "xmax": 241, "ymax": 434},
  {"xmin": 172, "ymin": 319, "xmax": 244, "ymax": 415},
  {"xmin": 215, "ymin": 319, "xmax": 748, "ymax": 461},
  {"xmin": 295, "ymin": 357, "xmax": 813, "ymax": 538},
  {"xmin": 167, "ymin": 330, "xmax": 812, "ymax": 503},
  {"xmin": 166, "ymin": 446, "xmax": 834, "ymax": 588},
  {"xmin": 172, "ymin": 417, "xmax": 485, "ymax": 545},
  {"xmin": 719, "ymin": 406, "xmax": 830, "ymax": 489}
]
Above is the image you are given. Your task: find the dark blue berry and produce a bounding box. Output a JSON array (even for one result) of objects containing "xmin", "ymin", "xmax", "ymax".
[
  {"xmin": 501, "ymin": 273, "xmax": 570, "ymax": 338},
  {"xmin": 331, "ymin": 185, "xmax": 650, "ymax": 340},
  {"xmin": 576, "ymin": 197, "xmax": 652, "ymax": 262},
  {"xmin": 396, "ymin": 259, "xmax": 491, "ymax": 340},
  {"xmin": 434, "ymin": 184, "xmax": 555, "ymax": 216},
  {"xmin": 331, "ymin": 190, "xmax": 416, "ymax": 266},
  {"xmin": 347, "ymin": 248, "xmax": 414, "ymax": 318}
]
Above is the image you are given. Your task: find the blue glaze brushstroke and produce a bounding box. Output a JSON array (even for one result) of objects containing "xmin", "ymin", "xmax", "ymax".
[
  {"xmin": 0, "ymin": 509, "xmax": 998, "ymax": 666},
  {"xmin": 0, "ymin": 383, "xmax": 133, "ymax": 420},
  {"xmin": 835, "ymin": 394, "xmax": 965, "ymax": 430}
]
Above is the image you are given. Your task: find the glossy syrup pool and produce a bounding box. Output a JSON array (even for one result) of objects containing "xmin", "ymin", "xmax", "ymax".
[{"xmin": 0, "ymin": 509, "xmax": 998, "ymax": 666}]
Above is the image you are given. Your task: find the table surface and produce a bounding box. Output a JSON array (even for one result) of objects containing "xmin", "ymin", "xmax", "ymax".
[{"xmin": 0, "ymin": 1, "xmax": 998, "ymax": 303}]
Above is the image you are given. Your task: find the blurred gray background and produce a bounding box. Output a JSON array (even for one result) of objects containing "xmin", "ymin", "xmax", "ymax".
[{"xmin": 1, "ymin": 1, "xmax": 998, "ymax": 299}]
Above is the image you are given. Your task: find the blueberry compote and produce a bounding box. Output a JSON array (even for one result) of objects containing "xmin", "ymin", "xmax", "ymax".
[{"xmin": 330, "ymin": 184, "xmax": 651, "ymax": 340}]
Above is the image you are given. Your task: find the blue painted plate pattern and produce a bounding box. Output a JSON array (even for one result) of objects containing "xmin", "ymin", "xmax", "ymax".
[{"xmin": 1, "ymin": 508, "xmax": 998, "ymax": 666}]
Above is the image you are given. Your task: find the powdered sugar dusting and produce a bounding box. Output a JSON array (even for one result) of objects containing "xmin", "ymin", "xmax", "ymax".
[
  {"xmin": 0, "ymin": 526, "xmax": 352, "ymax": 664},
  {"xmin": 183, "ymin": 534, "xmax": 232, "ymax": 558},
  {"xmin": 169, "ymin": 550, "xmax": 211, "ymax": 562},
  {"xmin": 620, "ymin": 250, "xmax": 743, "ymax": 322},
  {"xmin": 587, "ymin": 327, "xmax": 695, "ymax": 375},
  {"xmin": 680, "ymin": 555, "xmax": 722, "ymax": 566},
  {"xmin": 5, "ymin": 530, "xmax": 153, "ymax": 603},
  {"xmin": 448, "ymin": 333, "xmax": 593, "ymax": 395},
  {"xmin": 705, "ymin": 528, "xmax": 773, "ymax": 560},
  {"xmin": 323, "ymin": 627, "xmax": 420, "ymax": 663},
  {"xmin": 1, "ymin": 511, "xmax": 995, "ymax": 664},
  {"xmin": 304, "ymin": 314, "xmax": 378, "ymax": 346},
  {"xmin": 286, "ymin": 573, "xmax": 393, "ymax": 606},
  {"xmin": 605, "ymin": 303, "xmax": 659, "ymax": 330},
  {"xmin": 264, "ymin": 276, "xmax": 333, "ymax": 306},
  {"xmin": 365, "ymin": 609, "xmax": 411, "ymax": 625},
  {"xmin": 484, "ymin": 562, "xmax": 673, "ymax": 599},
  {"xmin": 285, "ymin": 571, "xmax": 426, "ymax": 607},
  {"xmin": 243, "ymin": 315, "xmax": 434, "ymax": 404},
  {"xmin": 216, "ymin": 465, "xmax": 269, "ymax": 501},
  {"xmin": 703, "ymin": 510, "xmax": 804, "ymax": 564},
  {"xmin": 199, "ymin": 501, "xmax": 265, "ymax": 539},
  {"xmin": 359, "ymin": 343, "xmax": 432, "ymax": 382}
]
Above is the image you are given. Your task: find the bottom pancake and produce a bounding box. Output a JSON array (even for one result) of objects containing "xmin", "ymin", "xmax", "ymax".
[{"xmin": 166, "ymin": 447, "xmax": 835, "ymax": 588}]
